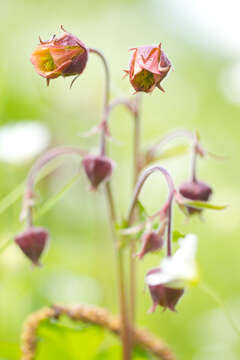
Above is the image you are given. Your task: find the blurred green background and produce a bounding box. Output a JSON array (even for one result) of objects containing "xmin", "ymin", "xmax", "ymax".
[{"xmin": 0, "ymin": 0, "xmax": 240, "ymax": 359}]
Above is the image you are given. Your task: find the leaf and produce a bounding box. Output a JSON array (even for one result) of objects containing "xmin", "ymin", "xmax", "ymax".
[
  {"xmin": 36, "ymin": 318, "xmax": 104, "ymax": 360},
  {"xmin": 184, "ymin": 200, "xmax": 227, "ymax": 210},
  {"xmin": 137, "ymin": 200, "xmax": 148, "ymax": 222},
  {"xmin": 94, "ymin": 345, "xmax": 154, "ymax": 360},
  {"xmin": 172, "ymin": 230, "xmax": 185, "ymax": 243}
]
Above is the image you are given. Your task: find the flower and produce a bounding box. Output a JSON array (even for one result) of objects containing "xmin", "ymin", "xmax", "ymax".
[
  {"xmin": 146, "ymin": 234, "xmax": 198, "ymax": 311},
  {"xmin": 82, "ymin": 154, "xmax": 114, "ymax": 190},
  {"xmin": 31, "ymin": 26, "xmax": 88, "ymax": 84},
  {"xmin": 0, "ymin": 122, "xmax": 50, "ymax": 164},
  {"xmin": 137, "ymin": 231, "xmax": 164, "ymax": 259},
  {"xmin": 125, "ymin": 44, "xmax": 171, "ymax": 93},
  {"xmin": 15, "ymin": 226, "xmax": 49, "ymax": 266},
  {"xmin": 179, "ymin": 180, "xmax": 212, "ymax": 214}
]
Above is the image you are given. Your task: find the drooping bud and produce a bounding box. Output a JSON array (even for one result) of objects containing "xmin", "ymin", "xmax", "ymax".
[
  {"xmin": 146, "ymin": 268, "xmax": 184, "ymax": 312},
  {"xmin": 125, "ymin": 44, "xmax": 171, "ymax": 93},
  {"xmin": 82, "ymin": 154, "xmax": 114, "ymax": 190},
  {"xmin": 137, "ymin": 231, "xmax": 164, "ymax": 259},
  {"xmin": 179, "ymin": 180, "xmax": 212, "ymax": 214},
  {"xmin": 31, "ymin": 27, "xmax": 88, "ymax": 84},
  {"xmin": 15, "ymin": 227, "xmax": 49, "ymax": 266}
]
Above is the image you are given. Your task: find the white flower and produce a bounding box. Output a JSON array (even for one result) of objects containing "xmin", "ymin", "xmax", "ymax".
[
  {"xmin": 0, "ymin": 121, "xmax": 50, "ymax": 164},
  {"xmin": 146, "ymin": 234, "xmax": 199, "ymax": 288}
]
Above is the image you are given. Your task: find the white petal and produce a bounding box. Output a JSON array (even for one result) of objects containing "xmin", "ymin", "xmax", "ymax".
[{"xmin": 146, "ymin": 234, "xmax": 198, "ymax": 287}]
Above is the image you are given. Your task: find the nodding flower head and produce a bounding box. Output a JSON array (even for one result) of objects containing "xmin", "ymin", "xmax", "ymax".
[
  {"xmin": 125, "ymin": 44, "xmax": 171, "ymax": 93},
  {"xmin": 146, "ymin": 234, "xmax": 198, "ymax": 312},
  {"xmin": 147, "ymin": 268, "xmax": 184, "ymax": 312},
  {"xmin": 82, "ymin": 154, "xmax": 114, "ymax": 190},
  {"xmin": 31, "ymin": 26, "xmax": 88, "ymax": 84},
  {"xmin": 179, "ymin": 180, "xmax": 212, "ymax": 214},
  {"xmin": 137, "ymin": 231, "xmax": 164, "ymax": 260},
  {"xmin": 15, "ymin": 226, "xmax": 49, "ymax": 266}
]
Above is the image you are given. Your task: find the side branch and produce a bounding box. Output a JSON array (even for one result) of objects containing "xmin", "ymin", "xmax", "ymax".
[{"xmin": 21, "ymin": 305, "xmax": 176, "ymax": 360}]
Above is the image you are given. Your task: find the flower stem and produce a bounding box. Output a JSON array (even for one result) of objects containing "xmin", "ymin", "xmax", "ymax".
[
  {"xmin": 90, "ymin": 48, "xmax": 131, "ymax": 360},
  {"xmin": 23, "ymin": 146, "xmax": 85, "ymax": 225},
  {"xmin": 129, "ymin": 94, "xmax": 142, "ymax": 329},
  {"xmin": 127, "ymin": 165, "xmax": 176, "ymax": 257},
  {"xmin": 89, "ymin": 48, "xmax": 110, "ymax": 155}
]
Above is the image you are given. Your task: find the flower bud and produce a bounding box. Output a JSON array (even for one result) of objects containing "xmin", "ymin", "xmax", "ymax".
[
  {"xmin": 15, "ymin": 226, "xmax": 49, "ymax": 266},
  {"xmin": 179, "ymin": 180, "xmax": 212, "ymax": 214},
  {"xmin": 137, "ymin": 231, "xmax": 164, "ymax": 260},
  {"xmin": 82, "ymin": 154, "xmax": 114, "ymax": 190},
  {"xmin": 31, "ymin": 27, "xmax": 88, "ymax": 83},
  {"xmin": 146, "ymin": 268, "xmax": 184, "ymax": 312},
  {"xmin": 125, "ymin": 44, "xmax": 171, "ymax": 93}
]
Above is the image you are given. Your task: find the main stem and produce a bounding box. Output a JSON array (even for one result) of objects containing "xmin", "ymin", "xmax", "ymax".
[
  {"xmin": 90, "ymin": 48, "xmax": 131, "ymax": 360},
  {"xmin": 129, "ymin": 94, "xmax": 141, "ymax": 329}
]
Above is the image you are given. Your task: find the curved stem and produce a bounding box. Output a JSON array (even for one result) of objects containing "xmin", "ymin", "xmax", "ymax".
[
  {"xmin": 90, "ymin": 48, "xmax": 131, "ymax": 360},
  {"xmin": 22, "ymin": 146, "xmax": 85, "ymax": 225},
  {"xmin": 27, "ymin": 146, "xmax": 85, "ymax": 191},
  {"xmin": 145, "ymin": 129, "xmax": 194, "ymax": 162},
  {"xmin": 89, "ymin": 48, "xmax": 110, "ymax": 155},
  {"xmin": 127, "ymin": 165, "xmax": 176, "ymax": 257}
]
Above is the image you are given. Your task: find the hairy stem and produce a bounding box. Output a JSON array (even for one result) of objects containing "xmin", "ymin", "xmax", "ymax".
[
  {"xmin": 145, "ymin": 129, "xmax": 195, "ymax": 166},
  {"xmin": 91, "ymin": 48, "xmax": 131, "ymax": 360},
  {"xmin": 129, "ymin": 94, "xmax": 142, "ymax": 331},
  {"xmin": 21, "ymin": 305, "xmax": 176, "ymax": 360},
  {"xmin": 89, "ymin": 48, "xmax": 110, "ymax": 155},
  {"xmin": 23, "ymin": 146, "xmax": 85, "ymax": 225},
  {"xmin": 127, "ymin": 165, "xmax": 176, "ymax": 257}
]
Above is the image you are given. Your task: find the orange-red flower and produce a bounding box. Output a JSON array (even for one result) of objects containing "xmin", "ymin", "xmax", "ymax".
[
  {"xmin": 125, "ymin": 44, "xmax": 171, "ymax": 93},
  {"xmin": 31, "ymin": 27, "xmax": 88, "ymax": 85}
]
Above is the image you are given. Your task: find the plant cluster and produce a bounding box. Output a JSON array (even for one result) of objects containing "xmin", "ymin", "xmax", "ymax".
[{"xmin": 14, "ymin": 27, "xmax": 227, "ymax": 359}]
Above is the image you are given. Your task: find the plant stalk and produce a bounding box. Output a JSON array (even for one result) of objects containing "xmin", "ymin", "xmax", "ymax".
[{"xmin": 91, "ymin": 48, "xmax": 131, "ymax": 360}]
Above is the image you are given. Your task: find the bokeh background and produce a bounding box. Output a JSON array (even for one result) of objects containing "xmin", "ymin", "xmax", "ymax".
[{"xmin": 0, "ymin": 0, "xmax": 240, "ymax": 359}]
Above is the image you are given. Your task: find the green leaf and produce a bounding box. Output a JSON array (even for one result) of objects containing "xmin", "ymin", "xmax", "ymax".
[
  {"xmin": 185, "ymin": 200, "xmax": 227, "ymax": 210},
  {"xmin": 94, "ymin": 345, "xmax": 154, "ymax": 360},
  {"xmin": 36, "ymin": 318, "xmax": 104, "ymax": 360},
  {"xmin": 137, "ymin": 200, "xmax": 148, "ymax": 222},
  {"xmin": 172, "ymin": 230, "xmax": 185, "ymax": 243}
]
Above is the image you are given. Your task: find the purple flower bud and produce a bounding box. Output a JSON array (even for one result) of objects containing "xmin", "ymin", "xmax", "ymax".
[
  {"xmin": 15, "ymin": 227, "xmax": 49, "ymax": 266},
  {"xmin": 147, "ymin": 268, "xmax": 184, "ymax": 312},
  {"xmin": 179, "ymin": 180, "xmax": 212, "ymax": 214},
  {"xmin": 82, "ymin": 154, "xmax": 114, "ymax": 190},
  {"xmin": 137, "ymin": 231, "xmax": 164, "ymax": 259}
]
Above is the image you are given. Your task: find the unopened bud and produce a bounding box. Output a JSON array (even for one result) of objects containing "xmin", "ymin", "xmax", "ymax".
[
  {"xmin": 82, "ymin": 154, "xmax": 114, "ymax": 190},
  {"xmin": 15, "ymin": 226, "xmax": 49, "ymax": 266},
  {"xmin": 137, "ymin": 231, "xmax": 164, "ymax": 259},
  {"xmin": 125, "ymin": 44, "xmax": 171, "ymax": 93},
  {"xmin": 31, "ymin": 27, "xmax": 88, "ymax": 83},
  {"xmin": 179, "ymin": 180, "xmax": 212, "ymax": 214}
]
